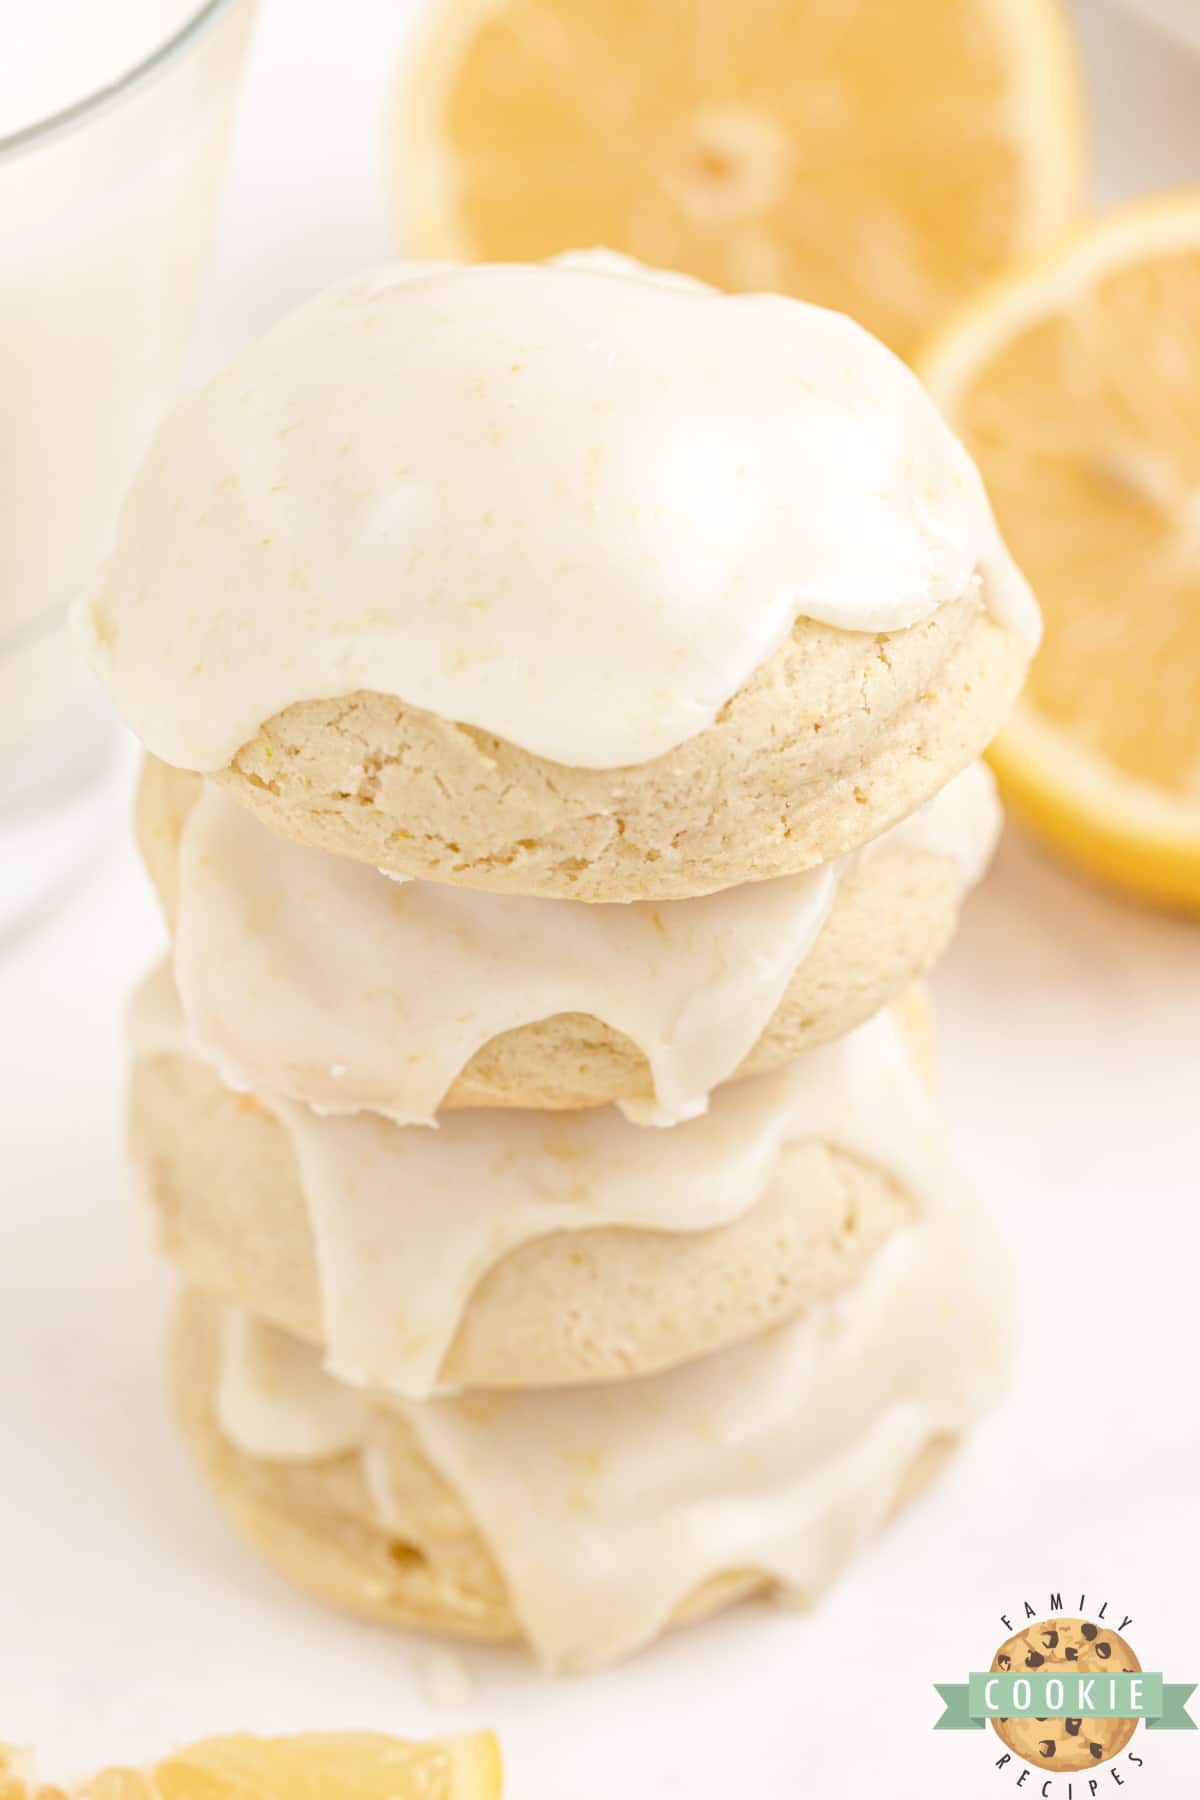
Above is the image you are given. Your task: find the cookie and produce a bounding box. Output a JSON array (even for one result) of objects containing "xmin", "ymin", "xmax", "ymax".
[
  {"xmin": 84, "ymin": 254, "xmax": 1037, "ymax": 901},
  {"xmin": 169, "ymin": 1277, "xmax": 966, "ymax": 1668},
  {"xmin": 217, "ymin": 598, "xmax": 1023, "ymax": 899},
  {"xmin": 136, "ymin": 755, "xmax": 998, "ymax": 1118},
  {"xmin": 990, "ymin": 1619, "xmax": 1141, "ymax": 1770},
  {"xmin": 130, "ymin": 1028, "xmax": 924, "ymax": 1392}
]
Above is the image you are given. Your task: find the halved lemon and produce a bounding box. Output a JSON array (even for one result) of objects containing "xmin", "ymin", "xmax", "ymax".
[
  {"xmin": 394, "ymin": 0, "xmax": 1086, "ymax": 359},
  {"xmin": 922, "ymin": 193, "xmax": 1200, "ymax": 912},
  {"xmin": 0, "ymin": 1731, "xmax": 502, "ymax": 1799}
]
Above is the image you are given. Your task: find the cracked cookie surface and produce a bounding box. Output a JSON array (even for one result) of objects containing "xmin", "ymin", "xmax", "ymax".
[{"xmin": 220, "ymin": 598, "xmax": 1026, "ymax": 900}]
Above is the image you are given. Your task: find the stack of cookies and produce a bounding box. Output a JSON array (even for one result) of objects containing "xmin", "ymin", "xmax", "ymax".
[{"xmin": 86, "ymin": 254, "xmax": 1038, "ymax": 1671}]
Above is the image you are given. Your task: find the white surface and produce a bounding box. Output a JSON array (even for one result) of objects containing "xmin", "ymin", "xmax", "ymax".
[{"xmin": 2, "ymin": 0, "xmax": 1200, "ymax": 1790}]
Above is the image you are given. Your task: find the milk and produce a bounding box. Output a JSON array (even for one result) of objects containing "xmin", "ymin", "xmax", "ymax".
[
  {"xmin": 0, "ymin": 0, "xmax": 253, "ymax": 773},
  {"xmin": 0, "ymin": 2, "xmax": 208, "ymax": 140}
]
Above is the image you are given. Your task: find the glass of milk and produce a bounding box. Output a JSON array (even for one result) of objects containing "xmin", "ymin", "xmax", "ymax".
[{"xmin": 0, "ymin": 0, "xmax": 254, "ymax": 940}]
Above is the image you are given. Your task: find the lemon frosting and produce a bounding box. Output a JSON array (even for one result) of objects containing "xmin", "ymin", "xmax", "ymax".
[
  {"xmin": 167, "ymin": 761, "xmax": 999, "ymax": 1128},
  {"xmin": 85, "ymin": 253, "xmax": 1038, "ymax": 773},
  {"xmin": 217, "ymin": 1199, "xmax": 1010, "ymax": 1668},
  {"xmin": 217, "ymin": 1309, "xmax": 372, "ymax": 1461},
  {"xmin": 131, "ymin": 968, "xmax": 951, "ymax": 1398}
]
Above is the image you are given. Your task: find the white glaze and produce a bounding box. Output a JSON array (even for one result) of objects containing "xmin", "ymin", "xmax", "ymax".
[
  {"xmin": 217, "ymin": 1199, "xmax": 1010, "ymax": 1669},
  {"xmin": 85, "ymin": 254, "xmax": 1038, "ymax": 773},
  {"xmin": 168, "ymin": 762, "xmax": 1000, "ymax": 1128},
  {"xmin": 131, "ymin": 967, "xmax": 950, "ymax": 1398},
  {"xmin": 216, "ymin": 1308, "xmax": 371, "ymax": 1461}
]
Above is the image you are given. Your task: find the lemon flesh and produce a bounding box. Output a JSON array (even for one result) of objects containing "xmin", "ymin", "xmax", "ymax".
[
  {"xmin": 0, "ymin": 1732, "xmax": 502, "ymax": 1800},
  {"xmin": 397, "ymin": 0, "xmax": 1085, "ymax": 359},
  {"xmin": 923, "ymin": 195, "xmax": 1200, "ymax": 910}
]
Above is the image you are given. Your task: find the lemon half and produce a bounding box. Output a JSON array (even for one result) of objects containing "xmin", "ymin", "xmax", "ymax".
[
  {"xmin": 395, "ymin": 0, "xmax": 1086, "ymax": 360},
  {"xmin": 923, "ymin": 193, "xmax": 1200, "ymax": 911}
]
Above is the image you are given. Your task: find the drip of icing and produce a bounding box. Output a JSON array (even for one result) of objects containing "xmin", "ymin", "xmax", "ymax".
[
  {"xmin": 217, "ymin": 1202, "xmax": 1011, "ymax": 1670},
  {"xmin": 130, "ymin": 969, "xmax": 950, "ymax": 1399},
  {"xmin": 216, "ymin": 1308, "xmax": 371, "ymax": 1460},
  {"xmin": 169, "ymin": 762, "xmax": 1000, "ymax": 1129},
  {"xmin": 85, "ymin": 255, "xmax": 1038, "ymax": 774}
]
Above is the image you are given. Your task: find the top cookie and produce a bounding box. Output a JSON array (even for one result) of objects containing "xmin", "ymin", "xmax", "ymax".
[{"xmin": 83, "ymin": 253, "xmax": 1037, "ymax": 899}]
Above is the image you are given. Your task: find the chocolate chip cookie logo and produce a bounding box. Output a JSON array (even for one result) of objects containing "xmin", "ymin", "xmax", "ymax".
[
  {"xmin": 988, "ymin": 1618, "xmax": 1142, "ymax": 1771},
  {"xmin": 934, "ymin": 1595, "xmax": 1196, "ymax": 1792}
]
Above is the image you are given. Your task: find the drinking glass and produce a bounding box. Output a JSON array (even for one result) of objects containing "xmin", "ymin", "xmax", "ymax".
[{"xmin": 0, "ymin": 0, "xmax": 255, "ymax": 939}]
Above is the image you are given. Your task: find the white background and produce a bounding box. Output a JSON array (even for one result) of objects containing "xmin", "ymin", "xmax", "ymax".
[{"xmin": 2, "ymin": 0, "xmax": 1200, "ymax": 1793}]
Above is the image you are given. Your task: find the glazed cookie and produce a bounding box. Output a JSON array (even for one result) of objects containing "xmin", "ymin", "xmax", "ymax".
[
  {"xmin": 217, "ymin": 596, "xmax": 1023, "ymax": 901},
  {"xmin": 172, "ymin": 1185, "xmax": 1005, "ymax": 1668},
  {"xmin": 129, "ymin": 977, "xmax": 942, "ymax": 1395},
  {"xmin": 84, "ymin": 255, "xmax": 1038, "ymax": 901},
  {"xmin": 990, "ymin": 1619, "xmax": 1141, "ymax": 1772},
  {"xmin": 136, "ymin": 756, "xmax": 999, "ymax": 1122}
]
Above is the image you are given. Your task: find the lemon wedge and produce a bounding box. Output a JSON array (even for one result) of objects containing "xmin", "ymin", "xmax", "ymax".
[{"xmin": 0, "ymin": 1732, "xmax": 502, "ymax": 1800}]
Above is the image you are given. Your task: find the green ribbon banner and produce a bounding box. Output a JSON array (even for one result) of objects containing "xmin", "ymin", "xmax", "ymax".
[{"xmin": 934, "ymin": 1673, "xmax": 1196, "ymax": 1732}]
